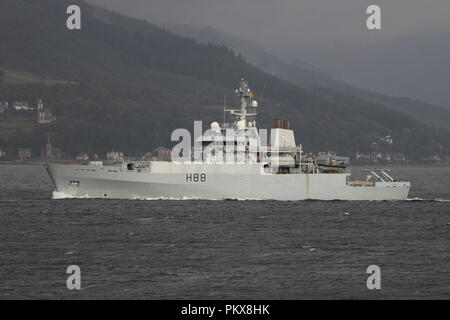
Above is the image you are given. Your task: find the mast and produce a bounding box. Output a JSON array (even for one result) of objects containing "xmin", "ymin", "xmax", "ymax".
[
  {"xmin": 237, "ymin": 78, "xmax": 249, "ymax": 121},
  {"xmin": 226, "ymin": 78, "xmax": 257, "ymax": 127}
]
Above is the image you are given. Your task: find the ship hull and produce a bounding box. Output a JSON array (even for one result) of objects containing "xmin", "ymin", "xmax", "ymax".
[{"xmin": 45, "ymin": 162, "xmax": 410, "ymax": 201}]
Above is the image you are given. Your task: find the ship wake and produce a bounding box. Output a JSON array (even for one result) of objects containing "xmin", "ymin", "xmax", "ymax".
[
  {"xmin": 407, "ymin": 197, "xmax": 450, "ymax": 202},
  {"xmin": 51, "ymin": 190, "xmax": 450, "ymax": 202},
  {"xmin": 52, "ymin": 191, "xmax": 91, "ymax": 199}
]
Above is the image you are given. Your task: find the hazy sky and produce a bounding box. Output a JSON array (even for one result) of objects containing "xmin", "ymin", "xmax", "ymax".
[{"xmin": 88, "ymin": 0, "xmax": 450, "ymax": 107}]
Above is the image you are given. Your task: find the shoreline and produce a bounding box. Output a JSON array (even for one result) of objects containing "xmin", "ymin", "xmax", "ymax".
[
  {"xmin": 0, "ymin": 160, "xmax": 448, "ymax": 167},
  {"xmin": 0, "ymin": 160, "xmax": 85, "ymax": 165}
]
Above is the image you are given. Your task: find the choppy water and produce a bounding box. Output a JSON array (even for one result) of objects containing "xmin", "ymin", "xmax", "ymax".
[{"xmin": 0, "ymin": 165, "xmax": 449, "ymax": 299}]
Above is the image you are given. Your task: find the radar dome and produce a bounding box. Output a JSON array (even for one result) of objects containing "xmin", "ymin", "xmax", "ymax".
[
  {"xmin": 237, "ymin": 120, "xmax": 246, "ymax": 130},
  {"xmin": 211, "ymin": 122, "xmax": 220, "ymax": 131}
]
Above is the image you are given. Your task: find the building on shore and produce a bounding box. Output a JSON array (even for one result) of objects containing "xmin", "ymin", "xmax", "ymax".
[
  {"xmin": 39, "ymin": 133, "xmax": 63, "ymax": 160},
  {"xmin": 75, "ymin": 153, "xmax": 89, "ymax": 161},
  {"xmin": 0, "ymin": 101, "xmax": 9, "ymax": 114},
  {"xmin": 316, "ymin": 151, "xmax": 350, "ymax": 165},
  {"xmin": 40, "ymin": 147, "xmax": 63, "ymax": 160},
  {"xmin": 13, "ymin": 101, "xmax": 33, "ymax": 111},
  {"xmin": 18, "ymin": 148, "xmax": 32, "ymax": 160},
  {"xmin": 152, "ymin": 147, "xmax": 171, "ymax": 161},
  {"xmin": 355, "ymin": 151, "xmax": 407, "ymax": 163},
  {"xmin": 46, "ymin": 133, "xmax": 52, "ymax": 160},
  {"xmin": 36, "ymin": 99, "xmax": 56, "ymax": 124},
  {"xmin": 106, "ymin": 151, "xmax": 124, "ymax": 161},
  {"xmin": 380, "ymin": 135, "xmax": 394, "ymax": 145}
]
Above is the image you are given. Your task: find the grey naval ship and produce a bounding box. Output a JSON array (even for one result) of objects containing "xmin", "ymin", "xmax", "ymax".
[{"xmin": 45, "ymin": 79, "xmax": 410, "ymax": 201}]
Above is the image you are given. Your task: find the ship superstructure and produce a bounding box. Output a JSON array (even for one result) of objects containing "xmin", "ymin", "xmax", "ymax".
[{"xmin": 45, "ymin": 79, "xmax": 410, "ymax": 201}]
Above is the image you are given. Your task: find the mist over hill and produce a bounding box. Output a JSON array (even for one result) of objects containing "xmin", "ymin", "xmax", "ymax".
[
  {"xmin": 87, "ymin": 0, "xmax": 450, "ymax": 109},
  {"xmin": 163, "ymin": 22, "xmax": 450, "ymax": 132},
  {"xmin": 0, "ymin": 0, "xmax": 449, "ymax": 160}
]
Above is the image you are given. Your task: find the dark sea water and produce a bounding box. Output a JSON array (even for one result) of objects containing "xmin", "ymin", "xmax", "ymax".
[{"xmin": 0, "ymin": 164, "xmax": 449, "ymax": 299}]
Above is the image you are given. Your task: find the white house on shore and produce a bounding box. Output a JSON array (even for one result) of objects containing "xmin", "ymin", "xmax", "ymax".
[
  {"xmin": 106, "ymin": 151, "xmax": 124, "ymax": 161},
  {"xmin": 36, "ymin": 99, "xmax": 56, "ymax": 124},
  {"xmin": 13, "ymin": 101, "xmax": 34, "ymax": 111},
  {"xmin": 0, "ymin": 101, "xmax": 9, "ymax": 114}
]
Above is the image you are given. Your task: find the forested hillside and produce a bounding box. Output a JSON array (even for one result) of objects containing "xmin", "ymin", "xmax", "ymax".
[{"xmin": 0, "ymin": 0, "xmax": 449, "ymax": 159}]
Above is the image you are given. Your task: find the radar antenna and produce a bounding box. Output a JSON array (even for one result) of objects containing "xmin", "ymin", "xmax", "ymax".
[{"xmin": 224, "ymin": 78, "xmax": 258, "ymax": 128}]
